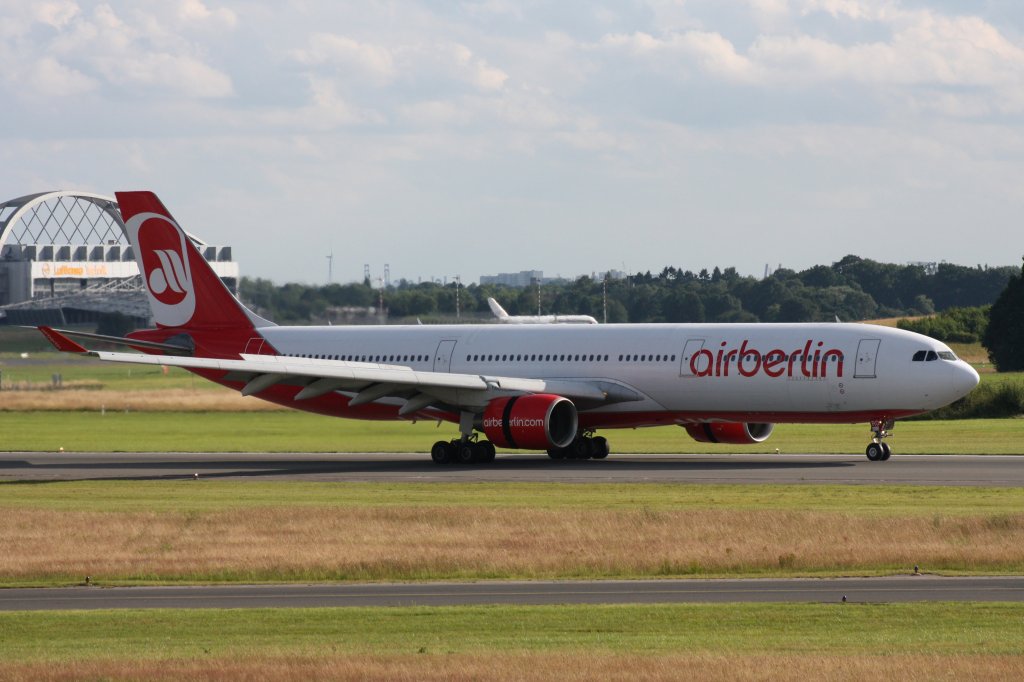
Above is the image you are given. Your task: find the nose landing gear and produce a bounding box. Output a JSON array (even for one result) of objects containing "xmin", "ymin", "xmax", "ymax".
[{"xmin": 865, "ymin": 419, "xmax": 894, "ymax": 461}]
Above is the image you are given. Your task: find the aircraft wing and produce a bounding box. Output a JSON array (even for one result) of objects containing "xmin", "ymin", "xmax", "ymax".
[{"xmin": 86, "ymin": 350, "xmax": 639, "ymax": 411}]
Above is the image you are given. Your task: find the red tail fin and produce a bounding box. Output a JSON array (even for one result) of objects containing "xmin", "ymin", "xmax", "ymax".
[{"xmin": 117, "ymin": 191, "xmax": 254, "ymax": 331}]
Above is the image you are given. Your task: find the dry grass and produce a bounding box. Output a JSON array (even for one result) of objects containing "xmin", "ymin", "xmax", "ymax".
[
  {"xmin": 864, "ymin": 316, "xmax": 918, "ymax": 327},
  {"xmin": 2, "ymin": 653, "xmax": 1023, "ymax": 682},
  {"xmin": 0, "ymin": 388, "xmax": 283, "ymax": 412},
  {"xmin": 6, "ymin": 506, "xmax": 1024, "ymax": 582}
]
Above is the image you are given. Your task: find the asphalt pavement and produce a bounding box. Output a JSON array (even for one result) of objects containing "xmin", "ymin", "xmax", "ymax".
[
  {"xmin": 2, "ymin": 576, "xmax": 1022, "ymax": 611},
  {"xmin": 1, "ymin": 452, "xmax": 1023, "ymax": 484}
]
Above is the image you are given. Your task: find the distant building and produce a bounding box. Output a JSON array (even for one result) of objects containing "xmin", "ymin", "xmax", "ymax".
[
  {"xmin": 594, "ymin": 269, "xmax": 628, "ymax": 281},
  {"xmin": 907, "ymin": 261, "xmax": 942, "ymax": 276},
  {"xmin": 0, "ymin": 190, "xmax": 238, "ymax": 326},
  {"xmin": 479, "ymin": 270, "xmax": 603, "ymax": 287},
  {"xmin": 479, "ymin": 270, "xmax": 544, "ymax": 287}
]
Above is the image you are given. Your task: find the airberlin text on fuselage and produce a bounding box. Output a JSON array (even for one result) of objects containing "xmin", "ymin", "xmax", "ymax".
[
  {"xmin": 482, "ymin": 416, "xmax": 545, "ymax": 429},
  {"xmin": 691, "ymin": 339, "xmax": 845, "ymax": 379}
]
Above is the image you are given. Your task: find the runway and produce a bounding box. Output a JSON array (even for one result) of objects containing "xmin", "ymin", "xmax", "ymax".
[
  {"xmin": 1, "ymin": 452, "xmax": 1023, "ymax": 485},
  {"xmin": 2, "ymin": 576, "xmax": 1021, "ymax": 611}
]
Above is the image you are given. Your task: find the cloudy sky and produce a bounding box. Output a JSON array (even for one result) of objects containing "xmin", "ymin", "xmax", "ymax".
[{"xmin": 2, "ymin": 0, "xmax": 1023, "ymax": 284}]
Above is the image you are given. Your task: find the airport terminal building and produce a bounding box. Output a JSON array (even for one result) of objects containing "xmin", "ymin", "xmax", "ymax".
[{"xmin": 0, "ymin": 191, "xmax": 238, "ymax": 326}]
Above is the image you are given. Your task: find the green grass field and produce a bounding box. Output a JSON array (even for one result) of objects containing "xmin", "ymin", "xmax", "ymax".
[
  {"xmin": 2, "ymin": 603, "xmax": 1021, "ymax": 661},
  {"xmin": 2, "ymin": 480, "xmax": 1022, "ymax": 516},
  {"xmin": 0, "ymin": 410, "xmax": 1021, "ymax": 453},
  {"xmin": 0, "ymin": 353, "xmax": 209, "ymax": 391}
]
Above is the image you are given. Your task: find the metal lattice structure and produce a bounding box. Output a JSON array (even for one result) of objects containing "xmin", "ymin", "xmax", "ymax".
[
  {"xmin": 0, "ymin": 190, "xmax": 207, "ymax": 254},
  {"xmin": 0, "ymin": 192, "xmax": 124, "ymax": 248},
  {"xmin": 0, "ymin": 190, "xmax": 230, "ymax": 325}
]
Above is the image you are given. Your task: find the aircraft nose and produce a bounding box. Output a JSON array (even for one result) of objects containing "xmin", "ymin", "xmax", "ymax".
[{"xmin": 951, "ymin": 362, "xmax": 980, "ymax": 398}]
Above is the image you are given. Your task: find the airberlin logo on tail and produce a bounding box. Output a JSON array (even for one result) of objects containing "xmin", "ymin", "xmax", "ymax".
[
  {"xmin": 125, "ymin": 212, "xmax": 196, "ymax": 327},
  {"xmin": 147, "ymin": 249, "xmax": 189, "ymax": 305}
]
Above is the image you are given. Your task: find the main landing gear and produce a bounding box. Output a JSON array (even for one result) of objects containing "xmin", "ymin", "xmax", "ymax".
[
  {"xmin": 431, "ymin": 411, "xmax": 498, "ymax": 466},
  {"xmin": 865, "ymin": 419, "xmax": 894, "ymax": 462},
  {"xmin": 431, "ymin": 439, "xmax": 496, "ymax": 466},
  {"xmin": 547, "ymin": 434, "xmax": 610, "ymax": 461}
]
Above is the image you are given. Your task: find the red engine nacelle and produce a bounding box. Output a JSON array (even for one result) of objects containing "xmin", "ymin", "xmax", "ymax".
[
  {"xmin": 482, "ymin": 394, "xmax": 578, "ymax": 450},
  {"xmin": 684, "ymin": 422, "xmax": 775, "ymax": 444}
]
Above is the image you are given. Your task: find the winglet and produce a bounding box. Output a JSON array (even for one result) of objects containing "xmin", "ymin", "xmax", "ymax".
[{"xmin": 37, "ymin": 326, "xmax": 89, "ymax": 353}]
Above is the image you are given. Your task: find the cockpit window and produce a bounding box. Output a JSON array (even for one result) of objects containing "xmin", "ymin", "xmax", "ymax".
[
  {"xmin": 913, "ymin": 350, "xmax": 943, "ymax": 362},
  {"xmin": 926, "ymin": 351, "xmax": 939, "ymax": 361},
  {"xmin": 938, "ymin": 351, "xmax": 957, "ymax": 361},
  {"xmin": 912, "ymin": 350, "xmax": 927, "ymax": 362}
]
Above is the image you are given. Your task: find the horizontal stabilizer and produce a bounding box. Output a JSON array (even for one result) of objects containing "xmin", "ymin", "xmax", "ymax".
[
  {"xmin": 33, "ymin": 327, "xmax": 193, "ymax": 355},
  {"xmin": 36, "ymin": 326, "xmax": 88, "ymax": 353}
]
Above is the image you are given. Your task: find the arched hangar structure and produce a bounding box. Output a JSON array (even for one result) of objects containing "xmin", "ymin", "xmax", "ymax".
[{"xmin": 0, "ymin": 191, "xmax": 238, "ymax": 325}]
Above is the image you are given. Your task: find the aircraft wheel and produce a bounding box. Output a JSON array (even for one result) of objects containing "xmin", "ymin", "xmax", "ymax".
[
  {"xmin": 456, "ymin": 442, "xmax": 476, "ymax": 465},
  {"xmin": 547, "ymin": 447, "xmax": 566, "ymax": 460},
  {"xmin": 431, "ymin": 441, "xmax": 452, "ymax": 465},
  {"xmin": 572, "ymin": 438, "xmax": 593, "ymax": 459},
  {"xmin": 880, "ymin": 442, "xmax": 892, "ymax": 461},
  {"xmin": 479, "ymin": 441, "xmax": 496, "ymax": 463},
  {"xmin": 591, "ymin": 436, "xmax": 610, "ymax": 459},
  {"xmin": 866, "ymin": 443, "xmax": 884, "ymax": 461}
]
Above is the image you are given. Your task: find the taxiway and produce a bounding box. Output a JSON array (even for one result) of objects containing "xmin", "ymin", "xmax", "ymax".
[{"xmin": 1, "ymin": 452, "xmax": 1022, "ymax": 485}]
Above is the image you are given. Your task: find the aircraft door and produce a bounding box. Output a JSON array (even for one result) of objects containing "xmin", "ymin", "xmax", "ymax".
[
  {"xmin": 679, "ymin": 338, "xmax": 706, "ymax": 377},
  {"xmin": 433, "ymin": 340, "xmax": 457, "ymax": 373},
  {"xmin": 854, "ymin": 339, "xmax": 881, "ymax": 379}
]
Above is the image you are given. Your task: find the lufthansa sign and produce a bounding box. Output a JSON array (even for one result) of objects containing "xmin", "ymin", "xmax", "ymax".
[{"xmin": 32, "ymin": 262, "xmax": 139, "ymax": 279}]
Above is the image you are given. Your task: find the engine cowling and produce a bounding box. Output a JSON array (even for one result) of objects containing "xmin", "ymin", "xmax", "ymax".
[
  {"xmin": 482, "ymin": 394, "xmax": 578, "ymax": 450},
  {"xmin": 684, "ymin": 422, "xmax": 774, "ymax": 444}
]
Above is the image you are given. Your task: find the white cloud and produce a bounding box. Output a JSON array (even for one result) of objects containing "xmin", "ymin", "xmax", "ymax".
[
  {"xmin": 291, "ymin": 35, "xmax": 507, "ymax": 93},
  {"xmin": 799, "ymin": 0, "xmax": 900, "ymax": 21},
  {"xmin": 99, "ymin": 52, "xmax": 234, "ymax": 98},
  {"xmin": 751, "ymin": 12, "xmax": 1024, "ymax": 88},
  {"xmin": 177, "ymin": 0, "xmax": 237, "ymax": 29},
  {"xmin": 1, "ymin": 2, "xmax": 234, "ymax": 99},
  {"xmin": 29, "ymin": 56, "xmax": 97, "ymax": 96},
  {"xmin": 31, "ymin": 1, "xmax": 79, "ymax": 28},
  {"xmin": 601, "ymin": 30, "xmax": 758, "ymax": 81},
  {"xmin": 292, "ymin": 34, "xmax": 396, "ymax": 84},
  {"xmin": 450, "ymin": 43, "xmax": 508, "ymax": 90},
  {"xmin": 254, "ymin": 76, "xmax": 384, "ymax": 131}
]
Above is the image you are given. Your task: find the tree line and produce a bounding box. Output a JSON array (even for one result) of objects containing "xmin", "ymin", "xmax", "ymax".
[{"xmin": 240, "ymin": 255, "xmax": 1017, "ymax": 326}]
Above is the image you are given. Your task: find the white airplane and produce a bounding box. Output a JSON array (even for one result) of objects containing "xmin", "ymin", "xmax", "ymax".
[
  {"xmin": 487, "ymin": 297, "xmax": 598, "ymax": 325},
  {"xmin": 38, "ymin": 191, "xmax": 980, "ymax": 465}
]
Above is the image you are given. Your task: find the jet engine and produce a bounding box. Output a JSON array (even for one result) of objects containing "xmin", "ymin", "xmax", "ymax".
[
  {"xmin": 482, "ymin": 394, "xmax": 578, "ymax": 450},
  {"xmin": 684, "ymin": 422, "xmax": 775, "ymax": 444}
]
